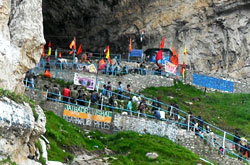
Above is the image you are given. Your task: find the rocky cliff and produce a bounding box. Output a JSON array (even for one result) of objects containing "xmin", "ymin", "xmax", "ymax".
[
  {"xmin": 43, "ymin": 0, "xmax": 250, "ymax": 84},
  {"xmin": 0, "ymin": 96, "xmax": 46, "ymax": 164},
  {"xmin": 0, "ymin": 0, "xmax": 45, "ymax": 94}
]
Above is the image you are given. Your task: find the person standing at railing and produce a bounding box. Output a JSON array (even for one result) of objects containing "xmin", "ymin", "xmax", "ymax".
[
  {"xmin": 71, "ymin": 86, "xmax": 79, "ymax": 104},
  {"xmin": 118, "ymin": 81, "xmax": 123, "ymax": 100},
  {"xmin": 109, "ymin": 95, "xmax": 115, "ymax": 112},
  {"xmin": 102, "ymin": 85, "xmax": 107, "ymax": 97},
  {"xmin": 127, "ymin": 84, "xmax": 131, "ymax": 98},
  {"xmin": 138, "ymin": 99, "xmax": 147, "ymax": 117},
  {"xmin": 233, "ymin": 131, "xmax": 241, "ymax": 152},
  {"xmin": 62, "ymin": 86, "xmax": 71, "ymax": 103},
  {"xmin": 107, "ymin": 81, "xmax": 112, "ymax": 98},
  {"xmin": 77, "ymin": 90, "xmax": 86, "ymax": 106},
  {"xmin": 127, "ymin": 98, "xmax": 133, "ymax": 116},
  {"xmin": 52, "ymin": 84, "xmax": 60, "ymax": 101},
  {"xmin": 152, "ymin": 97, "xmax": 161, "ymax": 120}
]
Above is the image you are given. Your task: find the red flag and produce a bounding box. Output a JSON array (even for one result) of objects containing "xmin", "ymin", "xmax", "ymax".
[
  {"xmin": 156, "ymin": 50, "xmax": 163, "ymax": 62},
  {"xmin": 172, "ymin": 46, "xmax": 176, "ymax": 56},
  {"xmin": 77, "ymin": 44, "xmax": 82, "ymax": 55},
  {"xmin": 155, "ymin": 37, "xmax": 165, "ymax": 68},
  {"xmin": 42, "ymin": 46, "xmax": 45, "ymax": 58},
  {"xmin": 48, "ymin": 41, "xmax": 51, "ymax": 47},
  {"xmin": 160, "ymin": 36, "xmax": 165, "ymax": 49},
  {"xmin": 99, "ymin": 59, "xmax": 106, "ymax": 70},
  {"xmin": 181, "ymin": 62, "xmax": 185, "ymax": 74}
]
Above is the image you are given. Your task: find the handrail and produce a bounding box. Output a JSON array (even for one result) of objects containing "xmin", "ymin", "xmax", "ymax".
[{"xmin": 24, "ymin": 83, "xmax": 250, "ymax": 163}]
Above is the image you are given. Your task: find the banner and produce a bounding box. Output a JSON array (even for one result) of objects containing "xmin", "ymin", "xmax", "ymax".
[
  {"xmin": 74, "ymin": 73, "xmax": 96, "ymax": 90},
  {"xmin": 88, "ymin": 64, "xmax": 97, "ymax": 73},
  {"xmin": 63, "ymin": 104, "xmax": 112, "ymax": 130},
  {"xmin": 165, "ymin": 61, "xmax": 177, "ymax": 74}
]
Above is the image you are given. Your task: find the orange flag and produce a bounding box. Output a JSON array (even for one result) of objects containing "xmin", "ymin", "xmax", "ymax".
[
  {"xmin": 77, "ymin": 44, "xmax": 83, "ymax": 55},
  {"xmin": 99, "ymin": 59, "xmax": 106, "ymax": 70},
  {"xmin": 58, "ymin": 52, "xmax": 62, "ymax": 58},
  {"xmin": 48, "ymin": 41, "xmax": 51, "ymax": 47},
  {"xmin": 69, "ymin": 39, "xmax": 76, "ymax": 50},
  {"xmin": 160, "ymin": 36, "xmax": 165, "ymax": 49},
  {"xmin": 171, "ymin": 46, "xmax": 179, "ymax": 67},
  {"xmin": 129, "ymin": 38, "xmax": 132, "ymax": 52}
]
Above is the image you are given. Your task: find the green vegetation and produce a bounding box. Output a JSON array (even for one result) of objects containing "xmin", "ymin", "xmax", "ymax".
[
  {"xmin": 0, "ymin": 156, "xmax": 16, "ymax": 165},
  {"xmin": 39, "ymin": 75, "xmax": 73, "ymax": 88},
  {"xmin": 44, "ymin": 111, "xmax": 203, "ymax": 164},
  {"xmin": 0, "ymin": 88, "xmax": 38, "ymax": 121},
  {"xmin": 140, "ymin": 81, "xmax": 250, "ymax": 138}
]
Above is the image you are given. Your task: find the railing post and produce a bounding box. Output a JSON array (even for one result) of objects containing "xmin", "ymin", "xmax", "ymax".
[
  {"xmin": 170, "ymin": 106, "xmax": 173, "ymax": 118},
  {"xmin": 88, "ymin": 100, "xmax": 91, "ymax": 108},
  {"xmin": 223, "ymin": 131, "xmax": 226, "ymax": 155},
  {"xmin": 187, "ymin": 114, "xmax": 190, "ymax": 131},
  {"xmin": 101, "ymin": 96, "xmax": 104, "ymax": 111}
]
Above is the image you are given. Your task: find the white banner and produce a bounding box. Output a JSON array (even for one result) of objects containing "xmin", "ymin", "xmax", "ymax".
[
  {"xmin": 74, "ymin": 73, "xmax": 96, "ymax": 90},
  {"xmin": 165, "ymin": 61, "xmax": 177, "ymax": 74}
]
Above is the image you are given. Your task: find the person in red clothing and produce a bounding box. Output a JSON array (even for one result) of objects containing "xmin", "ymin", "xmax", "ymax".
[{"xmin": 62, "ymin": 86, "xmax": 71, "ymax": 103}]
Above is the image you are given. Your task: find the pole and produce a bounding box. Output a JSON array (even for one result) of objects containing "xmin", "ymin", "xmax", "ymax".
[
  {"xmin": 101, "ymin": 96, "xmax": 104, "ymax": 111},
  {"xmin": 187, "ymin": 114, "xmax": 190, "ymax": 131},
  {"xmin": 223, "ymin": 131, "xmax": 226, "ymax": 155},
  {"xmin": 88, "ymin": 100, "xmax": 91, "ymax": 108}
]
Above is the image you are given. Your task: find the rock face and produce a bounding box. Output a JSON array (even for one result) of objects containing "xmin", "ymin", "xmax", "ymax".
[
  {"xmin": 0, "ymin": 0, "xmax": 45, "ymax": 94},
  {"xmin": 43, "ymin": 0, "xmax": 250, "ymax": 84},
  {"xmin": 0, "ymin": 97, "xmax": 46, "ymax": 164}
]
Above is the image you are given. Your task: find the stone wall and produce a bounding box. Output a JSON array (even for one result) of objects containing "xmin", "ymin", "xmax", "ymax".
[{"xmin": 36, "ymin": 70, "xmax": 174, "ymax": 92}]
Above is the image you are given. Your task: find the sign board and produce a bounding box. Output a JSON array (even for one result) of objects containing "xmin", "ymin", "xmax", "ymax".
[
  {"xmin": 74, "ymin": 73, "xmax": 96, "ymax": 90},
  {"xmin": 193, "ymin": 73, "xmax": 234, "ymax": 92},
  {"xmin": 129, "ymin": 49, "xmax": 143, "ymax": 57},
  {"xmin": 63, "ymin": 104, "xmax": 113, "ymax": 130},
  {"xmin": 165, "ymin": 61, "xmax": 177, "ymax": 74}
]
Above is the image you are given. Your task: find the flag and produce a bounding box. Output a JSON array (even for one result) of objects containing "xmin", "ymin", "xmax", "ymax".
[
  {"xmin": 160, "ymin": 36, "xmax": 165, "ymax": 49},
  {"xmin": 48, "ymin": 41, "xmax": 51, "ymax": 47},
  {"xmin": 184, "ymin": 46, "xmax": 187, "ymax": 55},
  {"xmin": 55, "ymin": 49, "xmax": 58, "ymax": 59},
  {"xmin": 171, "ymin": 53, "xmax": 179, "ymax": 67},
  {"xmin": 129, "ymin": 38, "xmax": 132, "ymax": 52},
  {"xmin": 181, "ymin": 62, "xmax": 186, "ymax": 79},
  {"xmin": 156, "ymin": 36, "xmax": 165, "ymax": 68},
  {"xmin": 48, "ymin": 47, "xmax": 51, "ymax": 56},
  {"xmin": 77, "ymin": 44, "xmax": 83, "ymax": 55},
  {"xmin": 99, "ymin": 59, "xmax": 106, "ymax": 70},
  {"xmin": 172, "ymin": 46, "xmax": 176, "ymax": 56},
  {"xmin": 47, "ymin": 41, "xmax": 51, "ymax": 56},
  {"xmin": 85, "ymin": 54, "xmax": 88, "ymax": 63},
  {"xmin": 105, "ymin": 46, "xmax": 110, "ymax": 59},
  {"xmin": 58, "ymin": 52, "xmax": 62, "ymax": 58},
  {"xmin": 42, "ymin": 46, "xmax": 45, "ymax": 58},
  {"xmin": 69, "ymin": 39, "xmax": 76, "ymax": 50}
]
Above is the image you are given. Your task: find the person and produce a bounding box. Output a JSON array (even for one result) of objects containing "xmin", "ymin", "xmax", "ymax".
[
  {"xmin": 77, "ymin": 90, "xmax": 86, "ymax": 106},
  {"xmin": 44, "ymin": 62, "xmax": 50, "ymax": 71},
  {"xmin": 62, "ymin": 86, "xmax": 71, "ymax": 103},
  {"xmin": 233, "ymin": 131, "xmax": 241, "ymax": 151},
  {"xmin": 74, "ymin": 56, "xmax": 78, "ymax": 70},
  {"xmin": 109, "ymin": 95, "xmax": 115, "ymax": 112},
  {"xmin": 91, "ymin": 90, "xmax": 98, "ymax": 104},
  {"xmin": 132, "ymin": 95, "xmax": 141, "ymax": 106},
  {"xmin": 138, "ymin": 99, "xmax": 146, "ymax": 117},
  {"xmin": 102, "ymin": 85, "xmax": 107, "ymax": 96},
  {"xmin": 127, "ymin": 84, "xmax": 131, "ymax": 97},
  {"xmin": 153, "ymin": 97, "xmax": 162, "ymax": 120},
  {"xmin": 107, "ymin": 81, "xmax": 112, "ymax": 98},
  {"xmin": 52, "ymin": 84, "xmax": 60, "ymax": 101},
  {"xmin": 44, "ymin": 69, "xmax": 52, "ymax": 78},
  {"xmin": 127, "ymin": 98, "xmax": 133, "ymax": 116},
  {"xmin": 118, "ymin": 82, "xmax": 123, "ymax": 99},
  {"xmin": 71, "ymin": 86, "xmax": 79, "ymax": 104}
]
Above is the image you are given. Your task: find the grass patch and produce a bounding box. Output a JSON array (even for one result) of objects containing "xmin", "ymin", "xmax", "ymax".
[
  {"xmin": 140, "ymin": 81, "xmax": 250, "ymax": 139},
  {"xmin": 45, "ymin": 111, "xmax": 204, "ymax": 164},
  {"xmin": 0, "ymin": 156, "xmax": 16, "ymax": 165}
]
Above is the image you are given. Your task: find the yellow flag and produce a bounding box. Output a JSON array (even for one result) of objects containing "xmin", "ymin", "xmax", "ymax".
[
  {"xmin": 48, "ymin": 47, "xmax": 51, "ymax": 56},
  {"xmin": 184, "ymin": 46, "xmax": 187, "ymax": 55}
]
